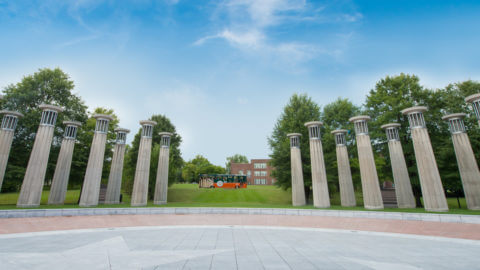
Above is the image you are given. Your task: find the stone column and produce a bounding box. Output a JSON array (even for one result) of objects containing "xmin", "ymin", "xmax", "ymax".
[
  {"xmin": 442, "ymin": 113, "xmax": 480, "ymax": 210},
  {"xmin": 304, "ymin": 122, "xmax": 330, "ymax": 208},
  {"xmin": 154, "ymin": 132, "xmax": 173, "ymax": 205},
  {"xmin": 79, "ymin": 114, "xmax": 114, "ymax": 207},
  {"xmin": 0, "ymin": 110, "xmax": 23, "ymax": 191},
  {"xmin": 381, "ymin": 123, "xmax": 416, "ymax": 208},
  {"xmin": 349, "ymin": 116, "xmax": 383, "ymax": 210},
  {"xmin": 331, "ymin": 129, "xmax": 356, "ymax": 207},
  {"xmin": 287, "ymin": 133, "xmax": 306, "ymax": 206},
  {"xmin": 104, "ymin": 128, "xmax": 130, "ymax": 204},
  {"xmin": 131, "ymin": 120, "xmax": 157, "ymax": 206},
  {"xmin": 465, "ymin": 93, "xmax": 480, "ymax": 127},
  {"xmin": 48, "ymin": 121, "xmax": 82, "ymax": 205},
  {"xmin": 401, "ymin": 106, "xmax": 448, "ymax": 211},
  {"xmin": 17, "ymin": 104, "xmax": 64, "ymax": 207}
]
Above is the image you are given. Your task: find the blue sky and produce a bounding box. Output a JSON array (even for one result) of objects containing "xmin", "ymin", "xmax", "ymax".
[{"xmin": 1, "ymin": 0, "xmax": 479, "ymax": 166}]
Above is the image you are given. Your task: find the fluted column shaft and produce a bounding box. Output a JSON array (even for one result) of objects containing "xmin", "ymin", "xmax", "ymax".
[
  {"xmin": 336, "ymin": 144, "xmax": 356, "ymax": 207},
  {"xmin": 105, "ymin": 143, "xmax": 127, "ymax": 204},
  {"xmin": 309, "ymin": 139, "xmax": 330, "ymax": 208},
  {"xmin": 356, "ymin": 134, "xmax": 384, "ymax": 209},
  {"xmin": 0, "ymin": 130, "xmax": 14, "ymax": 191},
  {"xmin": 131, "ymin": 137, "xmax": 153, "ymax": 206},
  {"xmin": 48, "ymin": 138, "xmax": 75, "ymax": 204},
  {"xmin": 410, "ymin": 128, "xmax": 448, "ymax": 211},
  {"xmin": 451, "ymin": 132, "xmax": 480, "ymax": 209},
  {"xmin": 18, "ymin": 105, "xmax": 62, "ymax": 207},
  {"xmin": 79, "ymin": 132, "xmax": 108, "ymax": 206},
  {"xmin": 17, "ymin": 125, "xmax": 55, "ymax": 207},
  {"xmin": 291, "ymin": 146, "xmax": 306, "ymax": 206},
  {"xmin": 154, "ymin": 146, "xmax": 170, "ymax": 204},
  {"xmin": 387, "ymin": 140, "xmax": 416, "ymax": 208}
]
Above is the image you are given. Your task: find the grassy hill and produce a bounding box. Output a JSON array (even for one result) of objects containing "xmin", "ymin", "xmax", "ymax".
[{"xmin": 0, "ymin": 184, "xmax": 479, "ymax": 215}]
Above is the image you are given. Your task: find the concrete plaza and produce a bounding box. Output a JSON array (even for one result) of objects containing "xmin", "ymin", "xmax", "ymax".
[{"xmin": 1, "ymin": 225, "xmax": 479, "ymax": 270}]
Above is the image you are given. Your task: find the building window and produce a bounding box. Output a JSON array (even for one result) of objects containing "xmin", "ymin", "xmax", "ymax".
[
  {"xmin": 254, "ymin": 163, "xmax": 267, "ymax": 169},
  {"xmin": 239, "ymin": 170, "xmax": 244, "ymax": 175},
  {"xmin": 254, "ymin": 179, "xmax": 266, "ymax": 185},
  {"xmin": 247, "ymin": 170, "xmax": 251, "ymax": 177},
  {"xmin": 254, "ymin": 171, "xmax": 267, "ymax": 176}
]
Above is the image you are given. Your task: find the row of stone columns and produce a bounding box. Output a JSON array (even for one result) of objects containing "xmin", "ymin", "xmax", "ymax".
[
  {"xmin": 0, "ymin": 103, "xmax": 173, "ymax": 207},
  {"xmin": 288, "ymin": 100, "xmax": 480, "ymax": 211}
]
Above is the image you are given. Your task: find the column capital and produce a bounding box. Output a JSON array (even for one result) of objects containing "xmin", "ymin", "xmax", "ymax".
[
  {"xmin": 305, "ymin": 121, "xmax": 322, "ymax": 139},
  {"xmin": 381, "ymin": 123, "xmax": 401, "ymax": 141},
  {"xmin": 159, "ymin": 132, "xmax": 173, "ymax": 147},
  {"xmin": 465, "ymin": 93, "xmax": 480, "ymax": 103},
  {"xmin": 331, "ymin": 129, "xmax": 347, "ymax": 145},
  {"xmin": 115, "ymin": 127, "xmax": 130, "ymax": 134},
  {"xmin": 63, "ymin": 120, "xmax": 82, "ymax": 127},
  {"xmin": 331, "ymin": 129, "xmax": 347, "ymax": 135},
  {"xmin": 304, "ymin": 121, "xmax": 323, "ymax": 127},
  {"xmin": 0, "ymin": 110, "xmax": 23, "ymax": 131},
  {"xmin": 139, "ymin": 120, "xmax": 157, "ymax": 126},
  {"xmin": 402, "ymin": 106, "xmax": 427, "ymax": 128},
  {"xmin": 0, "ymin": 110, "xmax": 24, "ymax": 118},
  {"xmin": 380, "ymin": 123, "xmax": 400, "ymax": 129},
  {"xmin": 140, "ymin": 120, "xmax": 156, "ymax": 138},
  {"xmin": 349, "ymin": 115, "xmax": 370, "ymax": 135},
  {"xmin": 401, "ymin": 106, "xmax": 427, "ymax": 115},
  {"xmin": 39, "ymin": 104, "xmax": 64, "ymax": 113},
  {"xmin": 442, "ymin": 113, "xmax": 466, "ymax": 134},
  {"xmin": 287, "ymin": 133, "xmax": 301, "ymax": 148},
  {"xmin": 93, "ymin": 114, "xmax": 114, "ymax": 121},
  {"xmin": 349, "ymin": 115, "xmax": 370, "ymax": 123},
  {"xmin": 115, "ymin": 127, "xmax": 129, "ymax": 144},
  {"xmin": 159, "ymin": 131, "xmax": 173, "ymax": 137}
]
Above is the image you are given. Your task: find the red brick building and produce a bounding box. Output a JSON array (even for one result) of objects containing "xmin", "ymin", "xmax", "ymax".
[{"xmin": 230, "ymin": 159, "xmax": 276, "ymax": 185}]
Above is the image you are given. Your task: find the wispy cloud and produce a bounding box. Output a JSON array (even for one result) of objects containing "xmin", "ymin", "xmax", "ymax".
[{"xmin": 194, "ymin": 0, "xmax": 362, "ymax": 67}]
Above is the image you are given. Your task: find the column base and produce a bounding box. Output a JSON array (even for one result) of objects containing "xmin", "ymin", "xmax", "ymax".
[
  {"xmin": 468, "ymin": 206, "xmax": 480, "ymax": 210},
  {"xmin": 313, "ymin": 205, "xmax": 331, "ymax": 209},
  {"xmin": 103, "ymin": 201, "xmax": 120, "ymax": 205},
  {"xmin": 341, "ymin": 203, "xmax": 357, "ymax": 207},
  {"xmin": 79, "ymin": 203, "xmax": 98, "ymax": 207},
  {"xmin": 364, "ymin": 205, "xmax": 384, "ymax": 210},
  {"xmin": 131, "ymin": 203, "xmax": 147, "ymax": 207},
  {"xmin": 16, "ymin": 203, "xmax": 40, "ymax": 208},
  {"xmin": 47, "ymin": 202, "xmax": 65, "ymax": 206},
  {"xmin": 398, "ymin": 204, "xmax": 416, "ymax": 209},
  {"xmin": 425, "ymin": 207, "xmax": 449, "ymax": 212},
  {"xmin": 153, "ymin": 201, "xmax": 167, "ymax": 205}
]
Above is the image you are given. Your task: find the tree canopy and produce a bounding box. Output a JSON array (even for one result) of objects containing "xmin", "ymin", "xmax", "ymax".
[
  {"xmin": 182, "ymin": 155, "xmax": 226, "ymax": 183},
  {"xmin": 123, "ymin": 114, "xmax": 183, "ymax": 199},
  {"xmin": 0, "ymin": 68, "xmax": 88, "ymax": 191},
  {"xmin": 225, "ymin": 154, "xmax": 249, "ymax": 173},
  {"xmin": 268, "ymin": 93, "xmax": 321, "ymax": 201}
]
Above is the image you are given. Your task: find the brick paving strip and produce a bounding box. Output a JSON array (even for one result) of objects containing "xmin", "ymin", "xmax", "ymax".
[{"xmin": 1, "ymin": 208, "xmax": 480, "ymax": 240}]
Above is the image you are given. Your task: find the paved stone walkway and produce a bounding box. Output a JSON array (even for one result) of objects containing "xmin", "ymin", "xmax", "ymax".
[
  {"xmin": 1, "ymin": 214, "xmax": 480, "ymax": 240},
  {"xmin": 1, "ymin": 225, "xmax": 479, "ymax": 270}
]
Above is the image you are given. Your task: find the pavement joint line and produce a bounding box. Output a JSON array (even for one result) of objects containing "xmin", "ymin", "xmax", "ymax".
[
  {"xmin": 0, "ymin": 225, "xmax": 479, "ymax": 246},
  {"xmin": 0, "ymin": 207, "xmax": 479, "ymax": 224}
]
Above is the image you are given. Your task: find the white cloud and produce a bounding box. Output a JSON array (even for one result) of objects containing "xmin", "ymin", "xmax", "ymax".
[{"xmin": 195, "ymin": 0, "xmax": 362, "ymax": 67}]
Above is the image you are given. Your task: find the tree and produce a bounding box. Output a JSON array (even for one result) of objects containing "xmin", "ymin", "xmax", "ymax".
[
  {"xmin": 181, "ymin": 155, "xmax": 226, "ymax": 183},
  {"xmin": 268, "ymin": 93, "xmax": 321, "ymax": 203},
  {"xmin": 123, "ymin": 114, "xmax": 183, "ymax": 199},
  {"xmin": 0, "ymin": 68, "xmax": 88, "ymax": 192},
  {"xmin": 77, "ymin": 107, "xmax": 119, "ymax": 188},
  {"xmin": 321, "ymin": 98, "xmax": 361, "ymax": 195},
  {"xmin": 225, "ymin": 154, "xmax": 249, "ymax": 173}
]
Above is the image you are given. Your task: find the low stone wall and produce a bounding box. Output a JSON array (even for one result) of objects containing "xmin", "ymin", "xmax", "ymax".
[{"xmin": 1, "ymin": 207, "xmax": 479, "ymax": 224}]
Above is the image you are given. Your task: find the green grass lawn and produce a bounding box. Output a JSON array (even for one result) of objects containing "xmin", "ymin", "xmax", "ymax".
[{"xmin": 0, "ymin": 184, "xmax": 479, "ymax": 215}]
